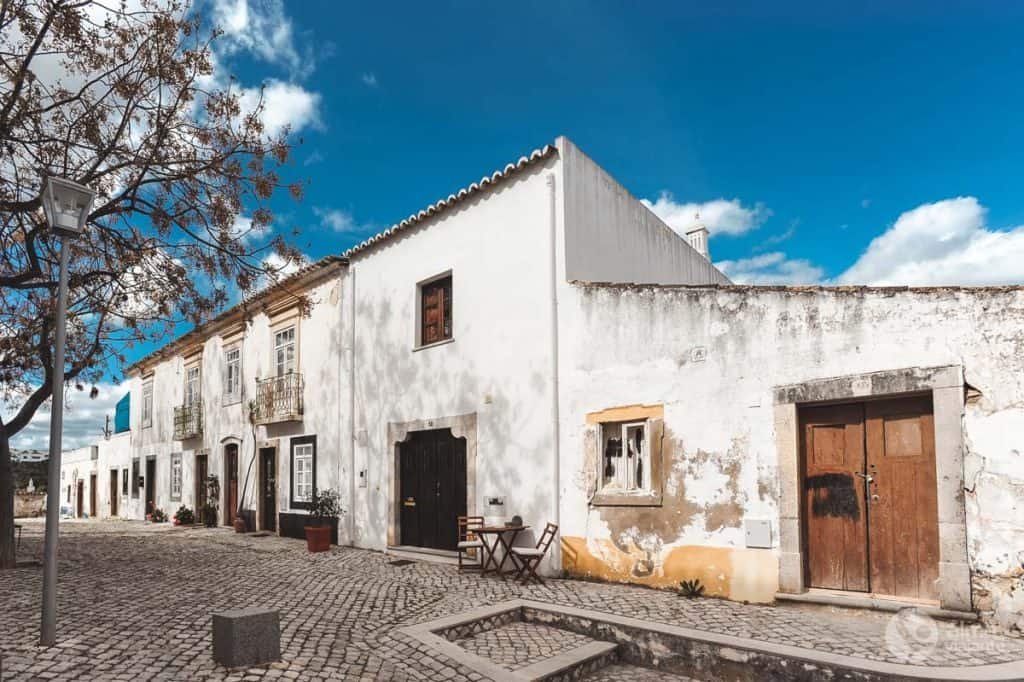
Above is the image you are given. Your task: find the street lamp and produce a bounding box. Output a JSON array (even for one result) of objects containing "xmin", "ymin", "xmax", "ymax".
[{"xmin": 39, "ymin": 176, "xmax": 95, "ymax": 647}]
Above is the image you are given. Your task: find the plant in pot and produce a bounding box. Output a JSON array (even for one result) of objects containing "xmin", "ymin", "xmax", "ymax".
[
  {"xmin": 203, "ymin": 475, "xmax": 220, "ymax": 528},
  {"xmin": 305, "ymin": 488, "xmax": 342, "ymax": 553},
  {"xmin": 173, "ymin": 505, "xmax": 194, "ymax": 526}
]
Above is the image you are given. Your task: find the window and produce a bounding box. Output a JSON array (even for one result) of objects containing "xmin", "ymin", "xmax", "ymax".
[
  {"xmin": 224, "ymin": 347, "xmax": 241, "ymax": 404},
  {"xmin": 274, "ymin": 327, "xmax": 296, "ymax": 377},
  {"xmin": 170, "ymin": 453, "xmax": 182, "ymax": 500},
  {"xmin": 122, "ymin": 468, "xmax": 129, "ymax": 496},
  {"xmin": 142, "ymin": 381, "xmax": 153, "ymax": 428},
  {"xmin": 419, "ymin": 275, "xmax": 452, "ymax": 346},
  {"xmin": 601, "ymin": 421, "xmax": 649, "ymax": 492},
  {"xmin": 290, "ymin": 435, "xmax": 316, "ymax": 509},
  {"xmin": 184, "ymin": 366, "xmax": 201, "ymax": 406},
  {"xmin": 131, "ymin": 458, "xmax": 140, "ymax": 498},
  {"xmin": 66, "ymin": 485, "xmax": 71, "ymax": 503}
]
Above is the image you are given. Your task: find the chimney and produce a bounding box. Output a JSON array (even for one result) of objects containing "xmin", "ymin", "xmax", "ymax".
[{"xmin": 686, "ymin": 212, "xmax": 710, "ymax": 260}]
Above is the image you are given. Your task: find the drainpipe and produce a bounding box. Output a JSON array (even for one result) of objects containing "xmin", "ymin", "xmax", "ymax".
[
  {"xmin": 347, "ymin": 266, "xmax": 357, "ymax": 546},
  {"xmin": 547, "ymin": 172, "xmax": 561, "ymax": 573}
]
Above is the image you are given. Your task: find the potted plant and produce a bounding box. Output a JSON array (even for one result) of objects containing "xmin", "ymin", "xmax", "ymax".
[
  {"xmin": 173, "ymin": 505, "xmax": 194, "ymax": 526},
  {"xmin": 305, "ymin": 488, "xmax": 342, "ymax": 553},
  {"xmin": 150, "ymin": 506, "xmax": 168, "ymax": 523}
]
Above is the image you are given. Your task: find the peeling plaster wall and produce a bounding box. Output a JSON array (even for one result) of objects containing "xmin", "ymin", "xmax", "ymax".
[{"xmin": 558, "ymin": 284, "xmax": 1024, "ymax": 623}]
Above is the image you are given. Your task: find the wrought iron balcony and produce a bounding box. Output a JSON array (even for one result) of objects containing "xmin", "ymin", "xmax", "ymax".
[
  {"xmin": 173, "ymin": 401, "xmax": 203, "ymax": 440},
  {"xmin": 254, "ymin": 373, "xmax": 304, "ymax": 425}
]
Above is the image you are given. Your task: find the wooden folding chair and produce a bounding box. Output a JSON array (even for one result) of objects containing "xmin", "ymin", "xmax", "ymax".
[
  {"xmin": 457, "ymin": 515, "xmax": 484, "ymax": 571},
  {"xmin": 510, "ymin": 522, "xmax": 558, "ymax": 585}
]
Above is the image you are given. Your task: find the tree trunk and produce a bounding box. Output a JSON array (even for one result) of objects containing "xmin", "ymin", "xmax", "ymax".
[{"xmin": 0, "ymin": 430, "xmax": 15, "ymax": 569}]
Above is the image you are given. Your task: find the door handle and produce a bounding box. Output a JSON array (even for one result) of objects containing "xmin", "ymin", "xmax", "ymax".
[
  {"xmin": 403, "ymin": 497, "xmax": 416, "ymax": 507},
  {"xmin": 855, "ymin": 472, "xmax": 874, "ymax": 483}
]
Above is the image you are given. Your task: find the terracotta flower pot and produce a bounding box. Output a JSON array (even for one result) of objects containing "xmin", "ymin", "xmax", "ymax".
[
  {"xmin": 233, "ymin": 517, "xmax": 247, "ymax": 533},
  {"xmin": 305, "ymin": 525, "xmax": 331, "ymax": 552}
]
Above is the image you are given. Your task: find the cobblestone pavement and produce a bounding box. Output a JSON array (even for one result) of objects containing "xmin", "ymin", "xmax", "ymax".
[
  {"xmin": 1, "ymin": 520, "xmax": 1023, "ymax": 680},
  {"xmin": 581, "ymin": 663, "xmax": 697, "ymax": 681},
  {"xmin": 455, "ymin": 622, "xmax": 592, "ymax": 670}
]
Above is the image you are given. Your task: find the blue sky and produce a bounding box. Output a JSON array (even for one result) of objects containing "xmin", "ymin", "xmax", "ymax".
[{"xmin": 15, "ymin": 1, "xmax": 1024, "ymax": 449}]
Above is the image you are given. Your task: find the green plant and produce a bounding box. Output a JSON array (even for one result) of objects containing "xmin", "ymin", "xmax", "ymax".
[
  {"xmin": 679, "ymin": 578, "xmax": 705, "ymax": 598},
  {"xmin": 308, "ymin": 488, "xmax": 343, "ymax": 527},
  {"xmin": 150, "ymin": 506, "xmax": 168, "ymax": 523},
  {"xmin": 173, "ymin": 505, "xmax": 194, "ymax": 525}
]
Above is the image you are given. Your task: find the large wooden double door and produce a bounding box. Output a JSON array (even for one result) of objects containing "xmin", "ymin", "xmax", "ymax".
[
  {"xmin": 399, "ymin": 429, "xmax": 467, "ymax": 551},
  {"xmin": 801, "ymin": 395, "xmax": 939, "ymax": 601}
]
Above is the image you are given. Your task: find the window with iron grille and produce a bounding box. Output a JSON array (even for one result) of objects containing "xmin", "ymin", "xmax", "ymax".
[
  {"xmin": 419, "ymin": 274, "xmax": 452, "ymax": 346},
  {"xmin": 170, "ymin": 453, "xmax": 182, "ymax": 500}
]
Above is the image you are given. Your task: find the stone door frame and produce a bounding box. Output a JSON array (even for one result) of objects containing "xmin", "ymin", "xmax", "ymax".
[
  {"xmin": 774, "ymin": 365, "xmax": 971, "ymax": 612},
  {"xmin": 386, "ymin": 412, "xmax": 477, "ymax": 548}
]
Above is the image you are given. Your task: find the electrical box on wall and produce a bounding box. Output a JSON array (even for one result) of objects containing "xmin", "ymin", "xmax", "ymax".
[
  {"xmin": 744, "ymin": 519, "xmax": 772, "ymax": 549},
  {"xmin": 358, "ymin": 469, "xmax": 367, "ymax": 488}
]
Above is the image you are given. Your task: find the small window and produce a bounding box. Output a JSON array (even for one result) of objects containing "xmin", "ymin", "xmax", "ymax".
[
  {"xmin": 224, "ymin": 347, "xmax": 241, "ymax": 404},
  {"xmin": 66, "ymin": 485, "xmax": 71, "ymax": 503},
  {"xmin": 290, "ymin": 435, "xmax": 316, "ymax": 509},
  {"xmin": 142, "ymin": 381, "xmax": 153, "ymax": 428},
  {"xmin": 419, "ymin": 275, "xmax": 452, "ymax": 346},
  {"xmin": 275, "ymin": 327, "xmax": 296, "ymax": 377},
  {"xmin": 600, "ymin": 421, "xmax": 649, "ymax": 493},
  {"xmin": 131, "ymin": 458, "xmax": 140, "ymax": 498},
  {"xmin": 170, "ymin": 453, "xmax": 182, "ymax": 500},
  {"xmin": 184, "ymin": 366, "xmax": 201, "ymax": 406},
  {"xmin": 122, "ymin": 468, "xmax": 129, "ymax": 496}
]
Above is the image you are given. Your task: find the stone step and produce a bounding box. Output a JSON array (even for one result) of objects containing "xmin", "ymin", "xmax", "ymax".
[{"xmin": 516, "ymin": 640, "xmax": 619, "ymax": 681}]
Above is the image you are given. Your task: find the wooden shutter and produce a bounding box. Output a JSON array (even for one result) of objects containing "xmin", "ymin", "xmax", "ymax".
[{"xmin": 421, "ymin": 277, "xmax": 451, "ymax": 345}]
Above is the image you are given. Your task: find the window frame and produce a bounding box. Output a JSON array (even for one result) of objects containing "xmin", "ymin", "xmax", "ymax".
[
  {"xmin": 588, "ymin": 408, "xmax": 665, "ymax": 508},
  {"xmin": 599, "ymin": 420, "xmax": 650, "ymax": 494},
  {"xmin": 122, "ymin": 468, "xmax": 129, "ymax": 496},
  {"xmin": 274, "ymin": 326, "xmax": 297, "ymax": 377},
  {"xmin": 184, "ymin": 365, "xmax": 201, "ymax": 407},
  {"xmin": 131, "ymin": 458, "xmax": 140, "ymax": 498},
  {"xmin": 170, "ymin": 453, "xmax": 183, "ymax": 501},
  {"xmin": 141, "ymin": 381, "xmax": 153, "ymax": 429},
  {"xmin": 416, "ymin": 272, "xmax": 453, "ymax": 349},
  {"xmin": 290, "ymin": 435, "xmax": 316, "ymax": 510},
  {"xmin": 223, "ymin": 346, "xmax": 242, "ymax": 405}
]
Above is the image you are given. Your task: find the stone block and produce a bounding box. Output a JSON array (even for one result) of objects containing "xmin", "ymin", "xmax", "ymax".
[{"xmin": 212, "ymin": 607, "xmax": 281, "ymax": 668}]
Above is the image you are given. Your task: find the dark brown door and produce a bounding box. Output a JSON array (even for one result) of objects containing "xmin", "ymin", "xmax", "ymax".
[
  {"xmin": 225, "ymin": 444, "xmax": 238, "ymax": 526},
  {"xmin": 801, "ymin": 403, "xmax": 869, "ymax": 592},
  {"xmin": 259, "ymin": 447, "xmax": 277, "ymax": 532},
  {"xmin": 801, "ymin": 396, "xmax": 939, "ymax": 601},
  {"xmin": 399, "ymin": 429, "xmax": 466, "ymax": 551},
  {"xmin": 110, "ymin": 470, "xmax": 119, "ymax": 516},
  {"xmin": 866, "ymin": 396, "xmax": 939, "ymax": 601},
  {"xmin": 195, "ymin": 454, "xmax": 208, "ymax": 523},
  {"xmin": 145, "ymin": 457, "xmax": 156, "ymax": 514},
  {"xmin": 76, "ymin": 480, "xmax": 84, "ymax": 518},
  {"xmin": 89, "ymin": 473, "xmax": 97, "ymax": 517}
]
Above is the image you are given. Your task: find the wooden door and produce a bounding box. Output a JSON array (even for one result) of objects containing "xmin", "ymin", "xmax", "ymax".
[
  {"xmin": 801, "ymin": 403, "xmax": 869, "ymax": 592},
  {"xmin": 399, "ymin": 429, "xmax": 467, "ymax": 551},
  {"xmin": 109, "ymin": 470, "xmax": 119, "ymax": 517},
  {"xmin": 76, "ymin": 480, "xmax": 84, "ymax": 518},
  {"xmin": 259, "ymin": 447, "xmax": 277, "ymax": 532},
  {"xmin": 89, "ymin": 473, "xmax": 97, "ymax": 517},
  {"xmin": 866, "ymin": 396, "xmax": 939, "ymax": 601},
  {"xmin": 195, "ymin": 455, "xmax": 208, "ymax": 523},
  {"xmin": 145, "ymin": 458, "xmax": 156, "ymax": 514},
  {"xmin": 225, "ymin": 445, "xmax": 238, "ymax": 526}
]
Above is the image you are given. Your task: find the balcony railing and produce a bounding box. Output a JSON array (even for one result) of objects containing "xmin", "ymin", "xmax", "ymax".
[
  {"xmin": 173, "ymin": 401, "xmax": 203, "ymax": 440},
  {"xmin": 254, "ymin": 373, "xmax": 304, "ymax": 425}
]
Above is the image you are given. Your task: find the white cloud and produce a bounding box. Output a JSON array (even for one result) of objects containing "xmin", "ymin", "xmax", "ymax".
[
  {"xmin": 361, "ymin": 72, "xmax": 378, "ymax": 87},
  {"xmin": 313, "ymin": 207, "xmax": 362, "ymax": 232},
  {"xmin": 715, "ymin": 252, "xmax": 825, "ymax": 285},
  {"xmin": 260, "ymin": 251, "xmax": 306, "ymax": 285},
  {"xmin": 210, "ymin": 0, "xmax": 312, "ymax": 78},
  {"xmin": 838, "ymin": 197, "xmax": 1024, "ymax": 286},
  {"xmin": 239, "ymin": 79, "xmax": 322, "ymax": 136},
  {"xmin": 642, "ymin": 193, "xmax": 771, "ymax": 237},
  {"xmin": 7, "ymin": 382, "xmax": 131, "ymax": 451}
]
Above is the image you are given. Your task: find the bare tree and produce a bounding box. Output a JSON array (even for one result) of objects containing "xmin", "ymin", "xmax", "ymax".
[{"xmin": 0, "ymin": 0, "xmax": 307, "ymax": 567}]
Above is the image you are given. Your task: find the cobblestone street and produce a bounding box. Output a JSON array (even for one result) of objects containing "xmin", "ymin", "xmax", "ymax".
[{"xmin": 1, "ymin": 520, "xmax": 1022, "ymax": 680}]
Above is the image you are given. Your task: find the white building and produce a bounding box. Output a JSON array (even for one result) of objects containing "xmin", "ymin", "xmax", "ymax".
[{"xmin": 87, "ymin": 136, "xmax": 1021, "ymax": 630}]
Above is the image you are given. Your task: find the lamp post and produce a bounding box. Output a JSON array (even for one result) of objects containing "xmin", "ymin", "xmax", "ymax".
[{"xmin": 39, "ymin": 176, "xmax": 95, "ymax": 647}]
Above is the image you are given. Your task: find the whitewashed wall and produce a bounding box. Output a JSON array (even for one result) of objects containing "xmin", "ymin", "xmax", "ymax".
[{"xmin": 558, "ymin": 283, "xmax": 1024, "ymax": 626}]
